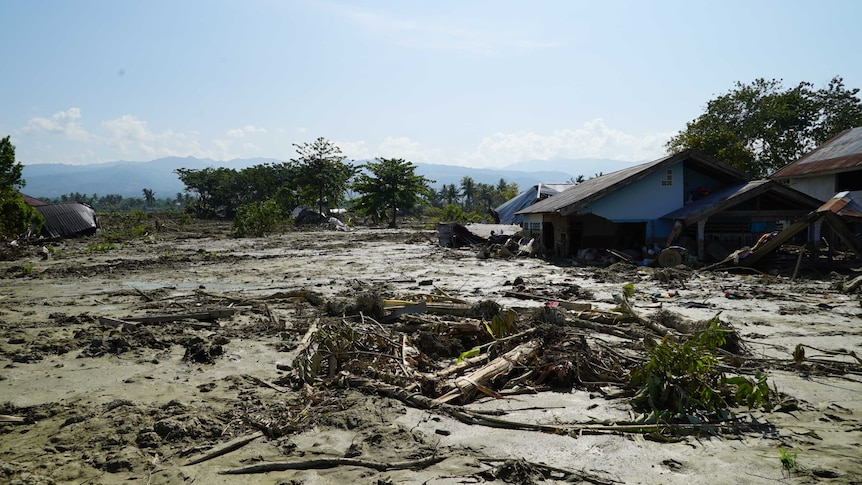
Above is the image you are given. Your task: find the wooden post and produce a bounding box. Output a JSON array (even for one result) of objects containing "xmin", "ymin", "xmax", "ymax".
[
  {"xmin": 697, "ymin": 219, "xmax": 707, "ymax": 259},
  {"xmin": 812, "ymin": 219, "xmax": 823, "ymax": 258}
]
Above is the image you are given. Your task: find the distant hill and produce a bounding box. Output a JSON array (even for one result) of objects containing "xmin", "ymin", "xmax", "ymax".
[
  {"xmin": 504, "ymin": 157, "xmax": 642, "ymax": 178},
  {"xmin": 410, "ymin": 163, "xmax": 574, "ymax": 190},
  {"xmin": 20, "ymin": 156, "xmax": 602, "ymax": 199},
  {"xmin": 21, "ymin": 157, "xmax": 282, "ymax": 199}
]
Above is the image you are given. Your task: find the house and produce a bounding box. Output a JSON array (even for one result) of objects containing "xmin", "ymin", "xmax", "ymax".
[
  {"xmin": 494, "ymin": 183, "xmax": 575, "ymax": 225},
  {"xmin": 769, "ymin": 127, "xmax": 862, "ymax": 253},
  {"xmin": 515, "ymin": 150, "xmax": 822, "ymax": 260},
  {"xmin": 22, "ymin": 194, "xmax": 99, "ymax": 238},
  {"xmin": 770, "ymin": 126, "xmax": 862, "ymax": 202}
]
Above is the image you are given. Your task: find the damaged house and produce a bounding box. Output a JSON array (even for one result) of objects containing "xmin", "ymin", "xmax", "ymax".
[
  {"xmin": 770, "ymin": 126, "xmax": 862, "ymax": 249},
  {"xmin": 494, "ymin": 183, "xmax": 575, "ymax": 225},
  {"xmin": 22, "ymin": 194, "xmax": 99, "ymax": 239},
  {"xmin": 515, "ymin": 150, "xmax": 822, "ymax": 260}
]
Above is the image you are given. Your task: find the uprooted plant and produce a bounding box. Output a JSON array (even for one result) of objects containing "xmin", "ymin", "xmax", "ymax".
[{"xmin": 630, "ymin": 315, "xmax": 772, "ymax": 422}]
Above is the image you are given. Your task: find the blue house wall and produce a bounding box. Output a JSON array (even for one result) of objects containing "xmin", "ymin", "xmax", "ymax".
[{"xmin": 574, "ymin": 162, "xmax": 730, "ymax": 242}]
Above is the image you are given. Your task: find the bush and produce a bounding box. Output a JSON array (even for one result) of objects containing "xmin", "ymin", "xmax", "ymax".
[
  {"xmin": 0, "ymin": 192, "xmax": 44, "ymax": 239},
  {"xmin": 426, "ymin": 204, "xmax": 484, "ymax": 224},
  {"xmin": 630, "ymin": 315, "xmax": 771, "ymax": 420},
  {"xmin": 232, "ymin": 200, "xmax": 283, "ymax": 237}
]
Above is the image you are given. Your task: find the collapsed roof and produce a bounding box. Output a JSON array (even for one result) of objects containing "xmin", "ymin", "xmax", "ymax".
[
  {"xmin": 23, "ymin": 195, "xmax": 99, "ymax": 238},
  {"xmin": 495, "ymin": 183, "xmax": 575, "ymax": 225}
]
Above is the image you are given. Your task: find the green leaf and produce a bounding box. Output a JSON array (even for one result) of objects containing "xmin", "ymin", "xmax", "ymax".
[{"xmin": 457, "ymin": 346, "xmax": 481, "ymax": 363}]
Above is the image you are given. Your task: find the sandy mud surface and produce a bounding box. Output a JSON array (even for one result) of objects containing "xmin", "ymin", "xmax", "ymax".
[{"xmin": 1, "ymin": 220, "xmax": 861, "ymax": 484}]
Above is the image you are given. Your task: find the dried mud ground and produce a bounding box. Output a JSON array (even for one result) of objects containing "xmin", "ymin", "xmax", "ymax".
[{"xmin": 1, "ymin": 220, "xmax": 861, "ymax": 484}]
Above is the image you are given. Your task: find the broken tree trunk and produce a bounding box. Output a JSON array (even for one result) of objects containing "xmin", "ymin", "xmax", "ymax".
[{"xmin": 434, "ymin": 340, "xmax": 541, "ymax": 405}]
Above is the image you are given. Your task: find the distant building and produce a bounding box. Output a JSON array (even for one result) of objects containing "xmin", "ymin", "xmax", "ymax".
[{"xmin": 494, "ymin": 183, "xmax": 575, "ymax": 225}]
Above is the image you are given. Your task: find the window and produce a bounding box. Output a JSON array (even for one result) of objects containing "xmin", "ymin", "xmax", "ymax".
[{"xmin": 661, "ymin": 168, "xmax": 673, "ymax": 186}]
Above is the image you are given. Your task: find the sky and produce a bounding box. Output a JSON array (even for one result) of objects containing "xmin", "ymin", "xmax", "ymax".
[{"xmin": 2, "ymin": 0, "xmax": 861, "ymax": 170}]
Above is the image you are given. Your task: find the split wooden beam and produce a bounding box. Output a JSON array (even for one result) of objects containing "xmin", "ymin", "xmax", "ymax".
[{"xmin": 434, "ymin": 340, "xmax": 541, "ymax": 405}]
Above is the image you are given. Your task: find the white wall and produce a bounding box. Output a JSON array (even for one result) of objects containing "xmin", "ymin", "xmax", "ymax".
[{"xmin": 787, "ymin": 175, "xmax": 834, "ymax": 202}]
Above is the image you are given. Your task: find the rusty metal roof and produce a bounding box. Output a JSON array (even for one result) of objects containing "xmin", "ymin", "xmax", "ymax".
[
  {"xmin": 21, "ymin": 194, "xmax": 49, "ymax": 206},
  {"xmin": 770, "ymin": 126, "xmax": 862, "ymax": 179},
  {"xmin": 516, "ymin": 150, "xmax": 749, "ymax": 217}
]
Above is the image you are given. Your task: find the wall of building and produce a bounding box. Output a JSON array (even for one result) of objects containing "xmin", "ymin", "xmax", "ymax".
[
  {"xmin": 582, "ymin": 164, "xmax": 683, "ymax": 220},
  {"xmin": 787, "ymin": 175, "xmax": 835, "ymax": 202}
]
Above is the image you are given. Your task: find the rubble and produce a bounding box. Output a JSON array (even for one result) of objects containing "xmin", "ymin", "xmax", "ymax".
[{"xmin": 1, "ymin": 221, "xmax": 861, "ymax": 484}]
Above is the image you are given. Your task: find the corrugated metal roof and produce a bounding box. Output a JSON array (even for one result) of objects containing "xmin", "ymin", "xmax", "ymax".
[
  {"xmin": 35, "ymin": 203, "xmax": 99, "ymax": 238},
  {"xmin": 516, "ymin": 150, "xmax": 749, "ymax": 217},
  {"xmin": 21, "ymin": 194, "xmax": 49, "ymax": 206},
  {"xmin": 770, "ymin": 126, "xmax": 862, "ymax": 179},
  {"xmin": 494, "ymin": 183, "xmax": 575, "ymax": 224},
  {"xmin": 660, "ymin": 180, "xmax": 821, "ymax": 225}
]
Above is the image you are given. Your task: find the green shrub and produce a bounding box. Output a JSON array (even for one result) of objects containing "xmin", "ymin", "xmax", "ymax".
[
  {"xmin": 0, "ymin": 192, "xmax": 44, "ymax": 239},
  {"xmin": 232, "ymin": 200, "xmax": 283, "ymax": 237},
  {"xmin": 86, "ymin": 242, "xmax": 116, "ymax": 253},
  {"xmin": 631, "ymin": 315, "xmax": 771, "ymax": 420}
]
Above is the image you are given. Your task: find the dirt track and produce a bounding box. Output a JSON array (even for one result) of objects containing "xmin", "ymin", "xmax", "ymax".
[{"xmin": 1, "ymin": 220, "xmax": 861, "ymax": 484}]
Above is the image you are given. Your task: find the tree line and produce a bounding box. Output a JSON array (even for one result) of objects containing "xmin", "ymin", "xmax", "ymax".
[
  {"xmin": 175, "ymin": 137, "xmax": 521, "ymax": 232},
  {"xmin": 39, "ymin": 191, "xmax": 195, "ymax": 213}
]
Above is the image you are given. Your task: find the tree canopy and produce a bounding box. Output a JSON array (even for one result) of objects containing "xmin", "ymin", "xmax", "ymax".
[
  {"xmin": 0, "ymin": 136, "xmax": 43, "ymax": 238},
  {"xmin": 292, "ymin": 137, "xmax": 355, "ymax": 216},
  {"xmin": 352, "ymin": 158, "xmax": 433, "ymax": 227},
  {"xmin": 666, "ymin": 76, "xmax": 862, "ymax": 178},
  {"xmin": 1, "ymin": 136, "xmax": 24, "ymax": 193},
  {"xmin": 176, "ymin": 162, "xmax": 299, "ymax": 218}
]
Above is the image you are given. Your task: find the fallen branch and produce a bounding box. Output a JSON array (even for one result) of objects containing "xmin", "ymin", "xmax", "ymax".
[
  {"xmin": 565, "ymin": 317, "xmax": 644, "ymax": 340},
  {"xmin": 184, "ymin": 431, "xmax": 264, "ymax": 466},
  {"xmin": 478, "ymin": 458, "xmax": 621, "ymax": 485},
  {"xmin": 123, "ymin": 309, "xmax": 235, "ymax": 323},
  {"xmin": 502, "ymin": 291, "xmax": 592, "ymax": 311},
  {"xmin": 350, "ymin": 376, "xmax": 746, "ymax": 437},
  {"xmin": 220, "ymin": 455, "xmax": 444, "ymax": 474},
  {"xmin": 0, "ymin": 415, "xmax": 26, "ymax": 424}
]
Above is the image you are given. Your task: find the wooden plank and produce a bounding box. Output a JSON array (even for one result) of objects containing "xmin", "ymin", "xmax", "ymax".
[
  {"xmin": 502, "ymin": 291, "xmax": 592, "ymax": 311},
  {"xmin": 123, "ymin": 309, "xmax": 235, "ymax": 323}
]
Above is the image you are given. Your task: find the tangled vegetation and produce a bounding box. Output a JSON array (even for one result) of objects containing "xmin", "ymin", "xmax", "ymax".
[{"xmin": 630, "ymin": 316, "xmax": 771, "ymax": 421}]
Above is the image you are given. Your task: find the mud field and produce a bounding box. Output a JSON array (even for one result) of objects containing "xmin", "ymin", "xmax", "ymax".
[{"xmin": 1, "ymin": 219, "xmax": 861, "ymax": 484}]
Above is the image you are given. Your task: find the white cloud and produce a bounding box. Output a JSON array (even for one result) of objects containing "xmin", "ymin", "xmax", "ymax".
[
  {"xmin": 24, "ymin": 108, "xmax": 89, "ymax": 141},
  {"xmin": 462, "ymin": 119, "xmax": 674, "ymax": 167},
  {"xmin": 101, "ymin": 115, "xmax": 224, "ymax": 160},
  {"xmin": 227, "ymin": 125, "xmax": 267, "ymax": 138},
  {"xmin": 334, "ymin": 136, "xmax": 443, "ymax": 163},
  {"xmin": 377, "ymin": 136, "xmax": 442, "ymax": 163},
  {"xmin": 336, "ymin": 140, "xmax": 371, "ymax": 160}
]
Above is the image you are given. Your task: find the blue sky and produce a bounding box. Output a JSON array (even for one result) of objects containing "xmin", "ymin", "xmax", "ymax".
[{"xmin": 2, "ymin": 0, "xmax": 861, "ymax": 169}]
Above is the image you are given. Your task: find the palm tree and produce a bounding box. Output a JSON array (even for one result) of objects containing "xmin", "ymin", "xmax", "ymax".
[
  {"xmin": 142, "ymin": 188, "xmax": 155, "ymax": 206},
  {"xmin": 460, "ymin": 176, "xmax": 476, "ymax": 210},
  {"xmin": 442, "ymin": 184, "xmax": 459, "ymax": 205}
]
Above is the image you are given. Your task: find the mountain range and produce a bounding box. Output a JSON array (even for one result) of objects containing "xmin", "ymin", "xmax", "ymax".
[{"xmin": 20, "ymin": 156, "xmax": 639, "ymax": 199}]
